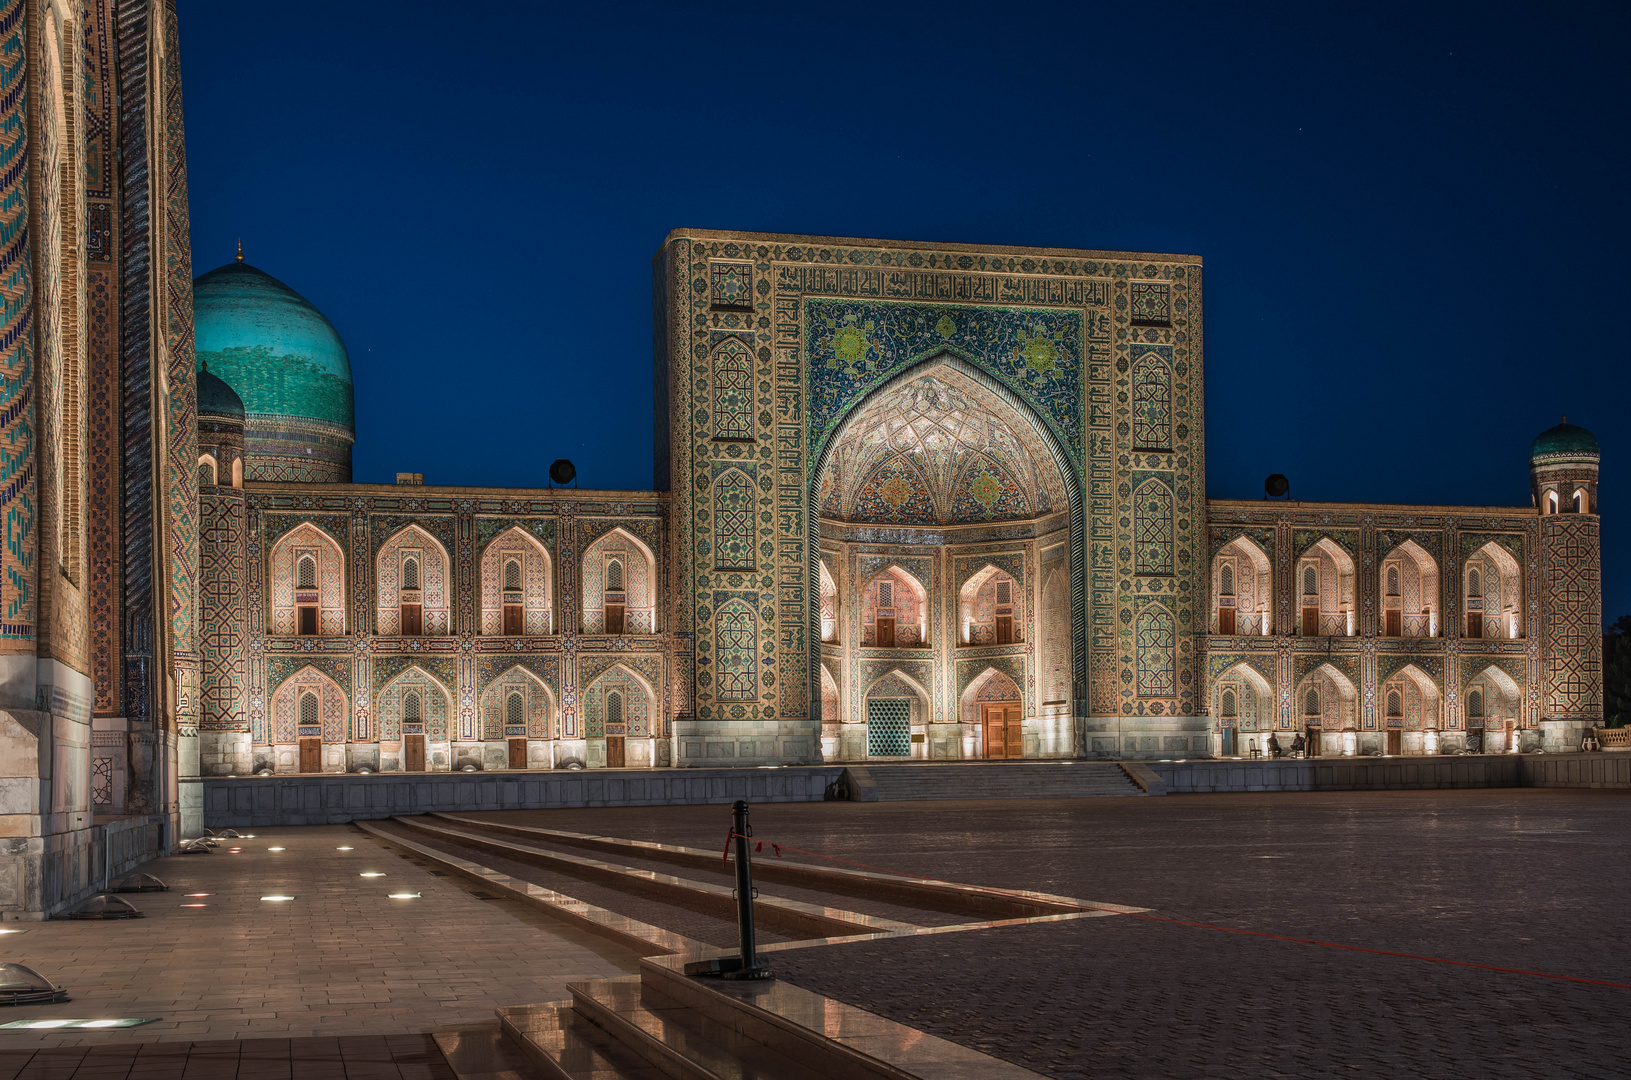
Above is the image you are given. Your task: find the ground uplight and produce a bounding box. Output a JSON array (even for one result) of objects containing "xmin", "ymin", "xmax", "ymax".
[
  {"xmin": 267, "ymin": 847, "xmax": 285, "ymax": 851},
  {"xmin": 387, "ymin": 893, "xmax": 421, "ymax": 900},
  {"xmin": 336, "ymin": 846, "xmax": 353, "ymax": 851},
  {"xmin": 359, "ymin": 872, "xmax": 385, "ymax": 878},
  {"xmin": 260, "ymin": 895, "xmax": 294, "ymax": 902}
]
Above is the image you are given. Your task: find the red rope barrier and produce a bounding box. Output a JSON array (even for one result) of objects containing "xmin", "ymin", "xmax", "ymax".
[{"xmin": 722, "ymin": 828, "xmax": 1631, "ymax": 991}]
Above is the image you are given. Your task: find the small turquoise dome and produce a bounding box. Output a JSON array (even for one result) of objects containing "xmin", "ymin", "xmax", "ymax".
[
  {"xmin": 193, "ymin": 259, "xmax": 355, "ymax": 482},
  {"xmin": 1530, "ymin": 419, "xmax": 1600, "ymax": 461},
  {"xmin": 196, "ymin": 364, "xmax": 244, "ymax": 421}
]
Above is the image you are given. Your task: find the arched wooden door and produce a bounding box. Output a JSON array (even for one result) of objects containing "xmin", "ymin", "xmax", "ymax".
[{"xmin": 982, "ymin": 702, "xmax": 1023, "ymax": 759}]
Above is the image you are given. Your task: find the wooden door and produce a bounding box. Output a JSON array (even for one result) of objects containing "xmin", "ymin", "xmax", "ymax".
[
  {"xmin": 876, "ymin": 617, "xmax": 895, "ymax": 648},
  {"xmin": 606, "ymin": 736, "xmax": 625, "ymax": 768},
  {"xmin": 299, "ymin": 738, "xmax": 321, "ymax": 773},
  {"xmin": 604, "ymin": 604, "xmax": 625, "ymax": 635},
  {"xmin": 298, "ymin": 606, "xmax": 317, "ymax": 636},
  {"xmin": 1386, "ymin": 730, "xmax": 1402, "ymax": 755},
  {"xmin": 1218, "ymin": 608, "xmax": 1236, "ymax": 635},
  {"xmin": 1301, "ymin": 607, "xmax": 1319, "ymax": 637},
  {"xmin": 1384, "ymin": 610, "xmax": 1401, "ymax": 637},
  {"xmin": 1306, "ymin": 730, "xmax": 1321, "ymax": 757},
  {"xmin": 404, "ymin": 734, "xmax": 425, "ymax": 772},
  {"xmin": 995, "ymin": 615, "xmax": 1014, "ymax": 644},
  {"xmin": 503, "ymin": 605, "xmax": 524, "ymax": 635},
  {"xmin": 1465, "ymin": 614, "xmax": 1482, "ymax": 639},
  {"xmin": 1221, "ymin": 729, "xmax": 1236, "ymax": 756},
  {"xmin": 982, "ymin": 703, "xmax": 1022, "ymax": 759},
  {"xmin": 401, "ymin": 604, "xmax": 423, "ymax": 636},
  {"xmin": 508, "ymin": 738, "xmax": 527, "ymax": 769}
]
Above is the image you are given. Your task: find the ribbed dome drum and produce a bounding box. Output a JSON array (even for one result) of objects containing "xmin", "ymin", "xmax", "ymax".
[{"xmin": 192, "ymin": 260, "xmax": 355, "ymax": 482}]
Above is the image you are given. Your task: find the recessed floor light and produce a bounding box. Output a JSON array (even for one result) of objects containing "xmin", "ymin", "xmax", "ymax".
[
  {"xmin": 185, "ymin": 893, "xmax": 209, "ymax": 898},
  {"xmin": 0, "ymin": 1018, "xmax": 157, "ymax": 1030},
  {"xmin": 359, "ymin": 872, "xmax": 385, "ymax": 878},
  {"xmin": 267, "ymin": 847, "xmax": 285, "ymax": 851},
  {"xmin": 179, "ymin": 904, "xmax": 206, "ymax": 908},
  {"xmin": 336, "ymin": 846, "xmax": 354, "ymax": 851},
  {"xmin": 387, "ymin": 893, "xmax": 421, "ymax": 899},
  {"xmin": 261, "ymin": 895, "xmax": 294, "ymax": 902},
  {"xmin": 0, "ymin": 929, "xmax": 27, "ymax": 935}
]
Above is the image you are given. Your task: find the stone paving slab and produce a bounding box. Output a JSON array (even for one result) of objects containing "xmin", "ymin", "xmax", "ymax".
[
  {"xmin": 0, "ymin": 826, "xmax": 636, "ymax": 1048},
  {"xmin": 0, "ymin": 1034, "xmax": 456, "ymax": 1079},
  {"xmin": 466, "ymin": 789, "xmax": 1631, "ymax": 1077}
]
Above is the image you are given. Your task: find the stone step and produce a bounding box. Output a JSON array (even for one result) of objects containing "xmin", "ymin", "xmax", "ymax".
[
  {"xmin": 499, "ymin": 997, "xmax": 670, "ymax": 1079},
  {"xmin": 569, "ymin": 976, "xmax": 832, "ymax": 1080},
  {"xmin": 858, "ymin": 762, "xmax": 1144, "ymax": 800}
]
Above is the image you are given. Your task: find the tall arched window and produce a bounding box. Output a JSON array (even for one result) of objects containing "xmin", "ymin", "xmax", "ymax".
[
  {"xmin": 300, "ymin": 692, "xmax": 318, "ymax": 728},
  {"xmin": 713, "ymin": 470, "xmax": 756, "ymax": 571},
  {"xmin": 711, "ymin": 338, "xmax": 754, "ymax": 440},
  {"xmin": 1133, "ymin": 480, "xmax": 1174, "ymax": 575},
  {"xmin": 1305, "ymin": 688, "xmax": 1319, "ymax": 716},
  {"xmin": 1221, "ymin": 688, "xmax": 1237, "ymax": 717},
  {"xmin": 297, "ymin": 556, "xmax": 317, "ymax": 590},
  {"xmin": 1387, "ymin": 689, "xmax": 1402, "ymax": 717},
  {"xmin": 403, "ymin": 557, "xmax": 421, "ymax": 591},
  {"xmin": 715, "ymin": 601, "xmax": 758, "ymax": 702},
  {"xmin": 1386, "ymin": 566, "xmax": 1399, "ymax": 596},
  {"xmin": 403, "ymin": 691, "xmax": 422, "ymax": 724},
  {"xmin": 1135, "ymin": 606, "xmax": 1175, "ymax": 697},
  {"xmin": 1574, "ymin": 488, "xmax": 1589, "ymax": 514},
  {"xmin": 503, "ymin": 559, "xmax": 521, "ymax": 590},
  {"xmin": 606, "ymin": 559, "xmax": 624, "ymax": 592},
  {"xmin": 1303, "ymin": 566, "xmax": 1317, "ymax": 595},
  {"xmin": 506, "ymin": 691, "xmax": 524, "ymax": 727},
  {"xmin": 607, "ymin": 691, "xmax": 623, "ymax": 727},
  {"xmin": 1130, "ymin": 353, "xmax": 1172, "ymax": 450},
  {"xmin": 1546, "ymin": 491, "xmax": 1559, "ymax": 514},
  {"xmin": 1468, "ymin": 569, "xmax": 1481, "ymax": 598},
  {"xmin": 1467, "ymin": 690, "xmax": 1484, "ymax": 719},
  {"xmin": 1219, "ymin": 563, "xmax": 1234, "ymax": 596}
]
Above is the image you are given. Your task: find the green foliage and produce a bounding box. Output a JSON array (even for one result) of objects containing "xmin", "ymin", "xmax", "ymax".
[{"xmin": 1602, "ymin": 615, "xmax": 1631, "ymax": 727}]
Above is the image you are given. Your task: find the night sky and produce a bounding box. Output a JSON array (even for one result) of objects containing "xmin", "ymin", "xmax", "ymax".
[{"xmin": 179, "ymin": 2, "xmax": 1629, "ymax": 617}]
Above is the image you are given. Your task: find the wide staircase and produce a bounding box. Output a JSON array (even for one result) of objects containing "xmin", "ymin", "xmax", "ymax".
[{"xmin": 858, "ymin": 760, "xmax": 1145, "ymax": 800}]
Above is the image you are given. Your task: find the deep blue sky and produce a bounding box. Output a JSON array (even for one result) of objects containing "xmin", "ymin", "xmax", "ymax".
[{"xmin": 179, "ymin": 2, "xmax": 1630, "ymax": 616}]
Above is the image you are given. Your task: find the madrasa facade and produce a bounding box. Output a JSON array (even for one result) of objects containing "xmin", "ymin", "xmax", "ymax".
[{"xmin": 0, "ymin": 0, "xmax": 1605, "ymax": 914}]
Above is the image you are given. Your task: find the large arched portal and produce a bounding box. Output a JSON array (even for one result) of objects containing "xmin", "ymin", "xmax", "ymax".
[{"xmin": 814, "ymin": 356, "xmax": 1077, "ymax": 761}]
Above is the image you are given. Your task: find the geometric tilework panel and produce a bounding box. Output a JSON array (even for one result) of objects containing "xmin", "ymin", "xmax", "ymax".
[
  {"xmin": 267, "ymin": 522, "xmax": 347, "ymax": 636},
  {"xmin": 582, "ymin": 528, "xmax": 656, "ymax": 634},
  {"xmin": 583, "ymin": 665, "xmax": 652, "ymax": 739},
  {"xmin": 377, "ymin": 667, "xmax": 453, "ymax": 743},
  {"xmin": 479, "ymin": 526, "xmax": 553, "ymax": 635},
  {"xmin": 376, "ymin": 525, "xmax": 450, "ymax": 636},
  {"xmin": 199, "ymin": 493, "xmax": 247, "ymax": 731},
  {"xmin": 478, "ymin": 665, "xmax": 554, "ymax": 740},
  {"xmin": 270, "ymin": 666, "xmax": 348, "ymax": 744}
]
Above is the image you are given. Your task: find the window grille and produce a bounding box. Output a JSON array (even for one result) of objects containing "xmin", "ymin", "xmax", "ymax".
[
  {"xmin": 995, "ymin": 579, "xmax": 1011, "ymax": 605},
  {"xmin": 1305, "ymin": 688, "xmax": 1320, "ymax": 716},
  {"xmin": 1219, "ymin": 564, "xmax": 1234, "ymax": 597},
  {"xmin": 1467, "ymin": 689, "xmax": 1484, "ymax": 718},
  {"xmin": 606, "ymin": 559, "xmax": 624, "ymax": 592},
  {"xmin": 297, "ymin": 556, "xmax": 317, "ymax": 590},
  {"xmin": 866, "ymin": 698, "xmax": 912, "ymax": 757},
  {"xmin": 1387, "ymin": 689, "xmax": 1402, "ymax": 716},
  {"xmin": 300, "ymin": 693, "xmax": 318, "ymax": 727},
  {"xmin": 1303, "ymin": 566, "xmax": 1317, "ymax": 595},
  {"xmin": 1468, "ymin": 569, "xmax": 1481, "ymax": 598},
  {"xmin": 877, "ymin": 579, "xmax": 893, "ymax": 608},
  {"xmin": 404, "ymin": 691, "xmax": 421, "ymax": 722},
  {"xmin": 507, "ymin": 692, "xmax": 523, "ymax": 726},
  {"xmin": 1386, "ymin": 566, "xmax": 1399, "ymax": 596},
  {"xmin": 607, "ymin": 691, "xmax": 623, "ymax": 726},
  {"xmin": 1221, "ymin": 688, "xmax": 1237, "ymax": 717},
  {"xmin": 504, "ymin": 560, "xmax": 521, "ymax": 590},
  {"xmin": 403, "ymin": 558, "xmax": 420, "ymax": 591}
]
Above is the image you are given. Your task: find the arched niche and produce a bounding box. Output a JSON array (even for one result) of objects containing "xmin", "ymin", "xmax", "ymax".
[
  {"xmin": 377, "ymin": 525, "xmax": 452, "ymax": 636},
  {"xmin": 378, "ymin": 666, "xmax": 455, "ymax": 770},
  {"xmin": 1214, "ymin": 663, "xmax": 1273, "ymax": 731},
  {"xmin": 582, "ymin": 527, "xmax": 657, "ymax": 635},
  {"xmin": 268, "ymin": 523, "xmax": 347, "ymax": 637},
  {"xmin": 1297, "ymin": 537, "xmax": 1356, "ymax": 637},
  {"xmin": 197, "ymin": 453, "xmax": 218, "ymax": 488},
  {"xmin": 819, "ymin": 662, "xmax": 841, "ymax": 724},
  {"xmin": 1464, "ymin": 541, "xmax": 1522, "ymax": 640},
  {"xmin": 582, "ymin": 664, "xmax": 658, "ymax": 768},
  {"xmin": 1294, "ymin": 663, "xmax": 1359, "ymax": 733},
  {"xmin": 1212, "ymin": 536, "xmax": 1272, "ymax": 636},
  {"xmin": 480, "ymin": 527, "xmax": 553, "ymax": 636},
  {"xmin": 958, "ymin": 565, "xmax": 1024, "ymax": 646},
  {"xmin": 1380, "ymin": 539, "xmax": 1439, "ymax": 638},
  {"xmin": 960, "ymin": 667, "xmax": 1024, "ymax": 760},
  {"xmin": 1465, "ymin": 665, "xmax": 1522, "ymax": 750},
  {"xmin": 1381, "ymin": 664, "xmax": 1441, "ymax": 732},
  {"xmin": 269, "ymin": 666, "xmax": 348, "ymax": 774},
  {"xmin": 862, "ymin": 669, "xmax": 930, "ymax": 759},
  {"xmin": 479, "ymin": 665, "xmax": 556, "ymax": 741},
  {"xmin": 860, "ymin": 565, "xmax": 928, "ymax": 649}
]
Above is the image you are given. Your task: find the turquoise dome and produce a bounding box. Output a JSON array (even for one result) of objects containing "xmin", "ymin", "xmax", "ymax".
[
  {"xmin": 193, "ymin": 259, "xmax": 355, "ymax": 482},
  {"xmin": 193, "ymin": 261, "xmax": 353, "ymax": 428},
  {"xmin": 196, "ymin": 364, "xmax": 244, "ymax": 421},
  {"xmin": 1530, "ymin": 420, "xmax": 1600, "ymax": 461}
]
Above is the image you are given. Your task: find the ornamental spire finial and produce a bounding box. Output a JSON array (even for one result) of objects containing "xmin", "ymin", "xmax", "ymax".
[{"xmin": 236, "ymin": 238, "xmax": 243, "ymax": 263}]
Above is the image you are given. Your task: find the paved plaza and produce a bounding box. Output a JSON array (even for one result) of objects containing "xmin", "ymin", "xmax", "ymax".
[{"xmin": 0, "ymin": 791, "xmax": 1626, "ymax": 1077}]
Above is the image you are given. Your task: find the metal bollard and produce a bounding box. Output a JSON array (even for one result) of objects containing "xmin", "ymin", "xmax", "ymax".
[{"xmin": 725, "ymin": 799, "xmax": 772, "ymax": 980}]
